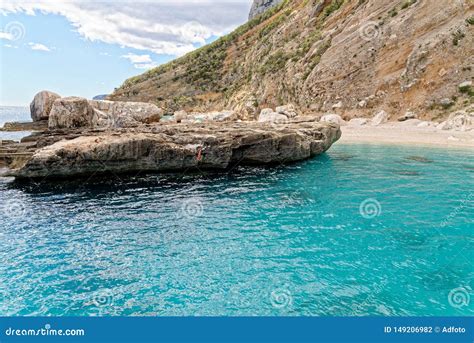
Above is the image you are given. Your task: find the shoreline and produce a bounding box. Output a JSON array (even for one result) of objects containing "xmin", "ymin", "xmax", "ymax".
[{"xmin": 338, "ymin": 124, "xmax": 474, "ymax": 150}]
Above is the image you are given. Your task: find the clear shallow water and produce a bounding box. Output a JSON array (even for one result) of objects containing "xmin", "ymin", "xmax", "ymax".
[
  {"xmin": 0, "ymin": 106, "xmax": 31, "ymax": 141},
  {"xmin": 0, "ymin": 143, "xmax": 472, "ymax": 316}
]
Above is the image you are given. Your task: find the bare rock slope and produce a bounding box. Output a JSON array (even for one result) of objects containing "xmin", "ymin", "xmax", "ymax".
[{"xmin": 110, "ymin": 0, "xmax": 474, "ymax": 122}]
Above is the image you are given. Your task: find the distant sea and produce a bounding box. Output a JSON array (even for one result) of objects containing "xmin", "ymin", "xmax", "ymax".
[{"xmin": 0, "ymin": 106, "xmax": 31, "ymax": 141}]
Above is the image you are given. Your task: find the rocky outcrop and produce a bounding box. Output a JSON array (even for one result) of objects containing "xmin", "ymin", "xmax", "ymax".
[
  {"xmin": 320, "ymin": 114, "xmax": 346, "ymax": 126},
  {"xmin": 30, "ymin": 91, "xmax": 61, "ymax": 122},
  {"xmin": 90, "ymin": 100, "xmax": 163, "ymax": 128},
  {"xmin": 48, "ymin": 97, "xmax": 94, "ymax": 129},
  {"xmin": 249, "ymin": 0, "xmax": 283, "ymax": 19},
  {"xmin": 437, "ymin": 110, "xmax": 473, "ymax": 131},
  {"xmin": 48, "ymin": 97, "xmax": 163, "ymax": 129},
  {"xmin": 371, "ymin": 110, "xmax": 389, "ymax": 126},
  {"xmin": 258, "ymin": 108, "xmax": 288, "ymax": 123},
  {"xmin": 12, "ymin": 118, "xmax": 341, "ymax": 179}
]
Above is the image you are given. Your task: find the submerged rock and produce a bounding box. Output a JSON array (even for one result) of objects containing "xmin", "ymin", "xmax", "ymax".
[
  {"xmin": 30, "ymin": 90, "xmax": 61, "ymax": 122},
  {"xmin": 12, "ymin": 118, "xmax": 341, "ymax": 179}
]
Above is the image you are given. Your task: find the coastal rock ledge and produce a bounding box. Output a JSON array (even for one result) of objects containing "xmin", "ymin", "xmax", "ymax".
[{"xmin": 12, "ymin": 117, "xmax": 340, "ymax": 179}]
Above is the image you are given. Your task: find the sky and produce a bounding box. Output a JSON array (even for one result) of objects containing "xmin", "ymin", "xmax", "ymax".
[{"xmin": 0, "ymin": 0, "xmax": 252, "ymax": 106}]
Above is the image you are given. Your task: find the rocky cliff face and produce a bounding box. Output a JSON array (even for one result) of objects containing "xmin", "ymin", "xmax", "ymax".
[
  {"xmin": 249, "ymin": 0, "xmax": 284, "ymax": 19},
  {"xmin": 109, "ymin": 0, "xmax": 474, "ymax": 122}
]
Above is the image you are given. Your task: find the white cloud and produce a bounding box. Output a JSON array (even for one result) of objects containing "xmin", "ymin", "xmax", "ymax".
[
  {"xmin": 121, "ymin": 53, "xmax": 152, "ymax": 64},
  {"xmin": 0, "ymin": 32, "xmax": 14, "ymax": 41},
  {"xmin": 121, "ymin": 53, "xmax": 158, "ymax": 69},
  {"xmin": 3, "ymin": 43, "xmax": 18, "ymax": 48},
  {"xmin": 28, "ymin": 42, "xmax": 51, "ymax": 51},
  {"xmin": 0, "ymin": 0, "xmax": 251, "ymax": 56}
]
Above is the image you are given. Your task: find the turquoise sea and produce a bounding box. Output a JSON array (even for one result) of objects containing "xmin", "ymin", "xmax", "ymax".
[
  {"xmin": 0, "ymin": 136, "xmax": 472, "ymax": 316},
  {"xmin": 0, "ymin": 106, "xmax": 31, "ymax": 141}
]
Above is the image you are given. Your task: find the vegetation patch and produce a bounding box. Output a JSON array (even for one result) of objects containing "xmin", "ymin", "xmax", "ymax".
[
  {"xmin": 452, "ymin": 29, "xmax": 465, "ymax": 46},
  {"xmin": 322, "ymin": 0, "xmax": 345, "ymax": 19},
  {"xmin": 261, "ymin": 51, "xmax": 292, "ymax": 74},
  {"xmin": 401, "ymin": 0, "xmax": 417, "ymax": 10},
  {"xmin": 466, "ymin": 16, "xmax": 474, "ymax": 25}
]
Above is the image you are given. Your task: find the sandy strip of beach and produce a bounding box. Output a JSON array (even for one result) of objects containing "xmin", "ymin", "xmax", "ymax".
[{"xmin": 338, "ymin": 123, "xmax": 474, "ymax": 149}]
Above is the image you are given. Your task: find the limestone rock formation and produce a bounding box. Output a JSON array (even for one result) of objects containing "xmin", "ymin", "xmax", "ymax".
[
  {"xmin": 437, "ymin": 110, "xmax": 473, "ymax": 131},
  {"xmin": 90, "ymin": 100, "xmax": 163, "ymax": 128},
  {"xmin": 371, "ymin": 110, "xmax": 389, "ymax": 126},
  {"xmin": 258, "ymin": 108, "xmax": 288, "ymax": 123},
  {"xmin": 13, "ymin": 118, "xmax": 341, "ymax": 179},
  {"xmin": 320, "ymin": 114, "xmax": 346, "ymax": 126},
  {"xmin": 48, "ymin": 97, "xmax": 163, "ymax": 129},
  {"xmin": 48, "ymin": 97, "xmax": 94, "ymax": 129},
  {"xmin": 30, "ymin": 91, "xmax": 61, "ymax": 122},
  {"xmin": 249, "ymin": 0, "xmax": 283, "ymax": 19},
  {"xmin": 109, "ymin": 0, "xmax": 474, "ymax": 124}
]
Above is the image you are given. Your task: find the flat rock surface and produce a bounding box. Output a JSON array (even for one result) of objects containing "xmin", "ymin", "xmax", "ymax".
[{"xmin": 12, "ymin": 117, "xmax": 340, "ymax": 179}]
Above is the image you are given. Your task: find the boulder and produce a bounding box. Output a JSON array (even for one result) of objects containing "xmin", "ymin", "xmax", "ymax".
[
  {"xmin": 181, "ymin": 110, "xmax": 237, "ymax": 124},
  {"xmin": 90, "ymin": 100, "xmax": 163, "ymax": 128},
  {"xmin": 14, "ymin": 118, "xmax": 342, "ymax": 179},
  {"xmin": 439, "ymin": 98, "xmax": 454, "ymax": 108},
  {"xmin": 258, "ymin": 108, "xmax": 288, "ymax": 124},
  {"xmin": 320, "ymin": 114, "xmax": 346, "ymax": 126},
  {"xmin": 173, "ymin": 110, "xmax": 188, "ymax": 122},
  {"xmin": 371, "ymin": 110, "xmax": 389, "ymax": 126},
  {"xmin": 331, "ymin": 101, "xmax": 343, "ymax": 109},
  {"xmin": 397, "ymin": 111, "xmax": 417, "ymax": 122},
  {"xmin": 48, "ymin": 97, "xmax": 94, "ymax": 129},
  {"xmin": 30, "ymin": 91, "xmax": 61, "ymax": 122},
  {"xmin": 276, "ymin": 104, "xmax": 298, "ymax": 118},
  {"xmin": 437, "ymin": 111, "xmax": 473, "ymax": 131}
]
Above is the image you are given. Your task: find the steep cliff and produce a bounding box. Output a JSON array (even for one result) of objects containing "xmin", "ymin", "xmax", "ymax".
[
  {"xmin": 109, "ymin": 0, "xmax": 474, "ymax": 122},
  {"xmin": 249, "ymin": 0, "xmax": 284, "ymax": 19}
]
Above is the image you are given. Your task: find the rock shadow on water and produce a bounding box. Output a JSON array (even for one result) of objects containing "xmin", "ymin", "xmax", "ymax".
[
  {"xmin": 415, "ymin": 267, "xmax": 469, "ymax": 292},
  {"xmin": 462, "ymin": 164, "xmax": 474, "ymax": 172},
  {"xmin": 391, "ymin": 170, "xmax": 422, "ymax": 177},
  {"xmin": 329, "ymin": 153, "xmax": 357, "ymax": 162},
  {"xmin": 404, "ymin": 156, "xmax": 434, "ymax": 164},
  {"xmin": 386, "ymin": 228, "xmax": 431, "ymax": 250}
]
